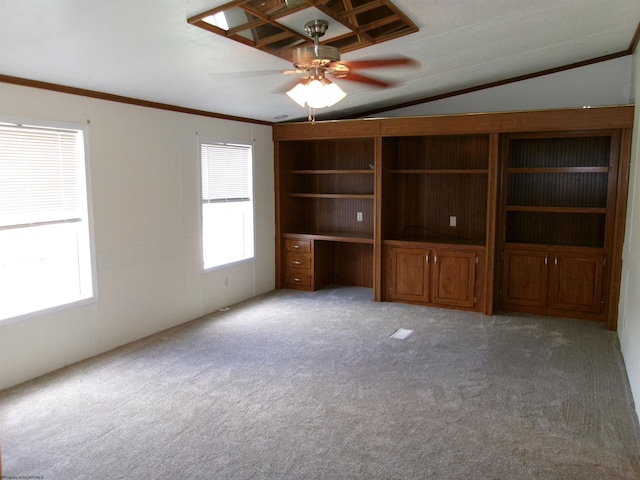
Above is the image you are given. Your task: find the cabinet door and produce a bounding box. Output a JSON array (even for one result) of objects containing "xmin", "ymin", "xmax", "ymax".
[
  {"xmin": 388, "ymin": 247, "xmax": 430, "ymax": 303},
  {"xmin": 502, "ymin": 249, "xmax": 548, "ymax": 308},
  {"xmin": 549, "ymin": 252, "xmax": 604, "ymax": 313},
  {"xmin": 431, "ymin": 250, "xmax": 476, "ymax": 308}
]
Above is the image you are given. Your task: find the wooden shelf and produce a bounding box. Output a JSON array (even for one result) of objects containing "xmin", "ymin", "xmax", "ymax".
[
  {"xmin": 382, "ymin": 135, "xmax": 490, "ymax": 253},
  {"xmin": 507, "ymin": 167, "xmax": 609, "ymax": 173},
  {"xmin": 291, "ymin": 193, "xmax": 374, "ymax": 199},
  {"xmin": 390, "ymin": 169, "xmax": 488, "ymax": 174},
  {"xmin": 292, "ymin": 169, "xmax": 374, "ymax": 174},
  {"xmin": 283, "ymin": 231, "xmax": 374, "ymax": 244},
  {"xmin": 504, "ymin": 242, "xmax": 606, "ymax": 252},
  {"xmin": 506, "ymin": 206, "xmax": 607, "ymax": 213},
  {"xmin": 383, "ymin": 237, "xmax": 484, "ymax": 248}
]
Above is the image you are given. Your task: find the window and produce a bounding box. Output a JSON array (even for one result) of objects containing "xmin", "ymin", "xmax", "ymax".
[
  {"xmin": 0, "ymin": 119, "xmax": 94, "ymax": 321},
  {"xmin": 200, "ymin": 141, "xmax": 254, "ymax": 269}
]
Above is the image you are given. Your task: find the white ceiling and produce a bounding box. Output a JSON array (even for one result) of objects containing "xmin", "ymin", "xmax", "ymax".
[{"xmin": 0, "ymin": 0, "xmax": 639, "ymax": 124}]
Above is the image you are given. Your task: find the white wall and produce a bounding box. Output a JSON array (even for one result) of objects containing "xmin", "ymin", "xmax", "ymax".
[
  {"xmin": 0, "ymin": 83, "xmax": 275, "ymax": 390},
  {"xmin": 376, "ymin": 56, "xmax": 634, "ymax": 117},
  {"xmin": 618, "ymin": 51, "xmax": 640, "ymax": 416}
]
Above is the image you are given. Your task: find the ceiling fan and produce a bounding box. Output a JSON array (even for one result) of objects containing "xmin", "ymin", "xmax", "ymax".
[{"xmin": 283, "ymin": 19, "xmax": 417, "ymax": 110}]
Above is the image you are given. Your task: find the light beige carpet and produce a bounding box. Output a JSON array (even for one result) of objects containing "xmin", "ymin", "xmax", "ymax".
[{"xmin": 1, "ymin": 286, "xmax": 639, "ymax": 479}]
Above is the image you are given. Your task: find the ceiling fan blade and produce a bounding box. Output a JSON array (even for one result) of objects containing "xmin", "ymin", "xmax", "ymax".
[
  {"xmin": 335, "ymin": 57, "xmax": 418, "ymax": 70},
  {"xmin": 209, "ymin": 69, "xmax": 282, "ymax": 80},
  {"xmin": 275, "ymin": 76, "xmax": 305, "ymax": 94},
  {"xmin": 334, "ymin": 72, "xmax": 392, "ymax": 88}
]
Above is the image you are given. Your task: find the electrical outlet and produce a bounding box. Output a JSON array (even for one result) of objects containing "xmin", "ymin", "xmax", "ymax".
[
  {"xmin": 357, "ymin": 212, "xmax": 363, "ymax": 222},
  {"xmin": 450, "ymin": 216, "xmax": 457, "ymax": 227}
]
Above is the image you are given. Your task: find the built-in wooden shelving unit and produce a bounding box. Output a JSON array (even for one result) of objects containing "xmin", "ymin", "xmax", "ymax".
[{"xmin": 273, "ymin": 107, "xmax": 634, "ymax": 329}]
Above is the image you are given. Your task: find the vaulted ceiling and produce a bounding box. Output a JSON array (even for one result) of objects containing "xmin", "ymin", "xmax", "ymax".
[{"xmin": 0, "ymin": 0, "xmax": 639, "ymax": 124}]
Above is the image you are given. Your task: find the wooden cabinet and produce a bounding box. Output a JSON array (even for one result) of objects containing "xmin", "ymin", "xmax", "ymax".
[
  {"xmin": 386, "ymin": 247, "xmax": 430, "ymax": 303},
  {"xmin": 276, "ymin": 137, "xmax": 376, "ymax": 291},
  {"xmin": 501, "ymin": 248, "xmax": 548, "ymax": 308},
  {"xmin": 281, "ymin": 236, "xmax": 334, "ymax": 291},
  {"xmin": 282, "ymin": 238, "xmax": 313, "ymax": 290},
  {"xmin": 431, "ymin": 248, "xmax": 478, "ymax": 308},
  {"xmin": 385, "ymin": 244, "xmax": 479, "ymax": 310},
  {"xmin": 380, "ymin": 134, "xmax": 492, "ymax": 312},
  {"xmin": 549, "ymin": 250, "xmax": 604, "ymax": 313},
  {"xmin": 502, "ymin": 246, "xmax": 604, "ymax": 314},
  {"xmin": 497, "ymin": 131, "xmax": 620, "ymax": 321},
  {"xmin": 273, "ymin": 107, "xmax": 633, "ymax": 328}
]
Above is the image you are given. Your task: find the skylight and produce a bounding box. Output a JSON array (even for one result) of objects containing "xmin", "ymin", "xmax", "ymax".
[{"xmin": 188, "ymin": 0, "xmax": 418, "ymax": 62}]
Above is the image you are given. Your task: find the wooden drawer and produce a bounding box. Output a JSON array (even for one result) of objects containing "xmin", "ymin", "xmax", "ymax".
[
  {"xmin": 284, "ymin": 271, "xmax": 312, "ymax": 287},
  {"xmin": 285, "ymin": 253, "xmax": 312, "ymax": 270},
  {"xmin": 284, "ymin": 239, "xmax": 311, "ymax": 253}
]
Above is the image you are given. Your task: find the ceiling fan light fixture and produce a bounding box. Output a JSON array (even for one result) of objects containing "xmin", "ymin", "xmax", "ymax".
[
  {"xmin": 286, "ymin": 76, "xmax": 346, "ymax": 109},
  {"xmin": 318, "ymin": 81, "xmax": 347, "ymax": 108},
  {"xmin": 286, "ymin": 82, "xmax": 309, "ymax": 108}
]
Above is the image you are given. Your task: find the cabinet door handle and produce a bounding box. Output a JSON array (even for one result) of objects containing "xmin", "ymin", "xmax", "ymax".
[
  {"xmin": 544, "ymin": 256, "xmax": 548, "ymax": 265},
  {"xmin": 554, "ymin": 256, "xmax": 558, "ymax": 266},
  {"xmin": 434, "ymin": 254, "xmax": 438, "ymax": 264},
  {"xmin": 426, "ymin": 255, "xmax": 429, "ymax": 264},
  {"xmin": 292, "ymin": 261, "xmax": 302, "ymax": 265}
]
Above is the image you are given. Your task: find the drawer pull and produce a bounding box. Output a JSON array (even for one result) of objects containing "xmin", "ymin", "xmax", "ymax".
[
  {"xmin": 292, "ymin": 261, "xmax": 302, "ymax": 265},
  {"xmin": 293, "ymin": 244, "xmax": 300, "ymax": 249},
  {"xmin": 293, "ymin": 277, "xmax": 301, "ymax": 282}
]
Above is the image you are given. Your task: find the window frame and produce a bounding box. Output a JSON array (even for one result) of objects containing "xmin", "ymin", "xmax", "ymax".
[
  {"xmin": 0, "ymin": 116, "xmax": 97, "ymax": 325},
  {"xmin": 198, "ymin": 137, "xmax": 256, "ymax": 272}
]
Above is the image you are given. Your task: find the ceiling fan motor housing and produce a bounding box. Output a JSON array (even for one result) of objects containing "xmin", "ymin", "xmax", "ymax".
[
  {"xmin": 292, "ymin": 45, "xmax": 340, "ymax": 69},
  {"xmin": 293, "ymin": 19, "xmax": 341, "ymax": 70}
]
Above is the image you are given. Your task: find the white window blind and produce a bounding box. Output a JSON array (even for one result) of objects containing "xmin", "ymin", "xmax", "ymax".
[
  {"xmin": 0, "ymin": 124, "xmax": 82, "ymax": 228},
  {"xmin": 200, "ymin": 140, "xmax": 254, "ymax": 269},
  {"xmin": 201, "ymin": 143, "xmax": 251, "ymax": 202},
  {"xmin": 0, "ymin": 119, "xmax": 94, "ymax": 322}
]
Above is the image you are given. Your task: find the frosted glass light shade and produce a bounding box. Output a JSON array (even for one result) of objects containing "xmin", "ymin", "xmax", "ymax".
[
  {"xmin": 286, "ymin": 83, "xmax": 308, "ymax": 107},
  {"xmin": 286, "ymin": 78, "xmax": 346, "ymax": 109},
  {"xmin": 322, "ymin": 82, "xmax": 347, "ymax": 107},
  {"xmin": 306, "ymin": 79, "xmax": 326, "ymax": 108}
]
